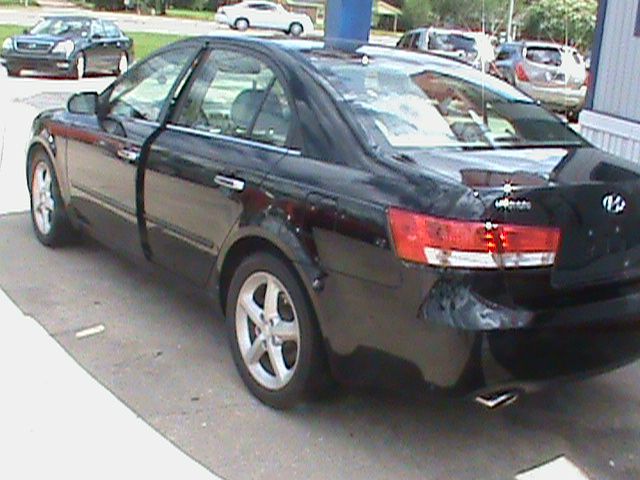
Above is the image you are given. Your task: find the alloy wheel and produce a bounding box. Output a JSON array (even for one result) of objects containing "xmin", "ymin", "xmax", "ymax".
[
  {"xmin": 31, "ymin": 161, "xmax": 55, "ymax": 235},
  {"xmin": 118, "ymin": 53, "xmax": 128, "ymax": 75},
  {"xmin": 235, "ymin": 271, "xmax": 300, "ymax": 390},
  {"xmin": 76, "ymin": 55, "xmax": 85, "ymax": 79}
]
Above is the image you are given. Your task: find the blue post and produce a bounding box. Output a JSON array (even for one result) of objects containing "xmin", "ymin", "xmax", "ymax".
[{"xmin": 324, "ymin": 0, "xmax": 374, "ymax": 43}]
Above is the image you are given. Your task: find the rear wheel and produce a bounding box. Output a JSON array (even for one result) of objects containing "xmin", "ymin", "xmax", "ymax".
[
  {"xmin": 226, "ymin": 252, "xmax": 329, "ymax": 409},
  {"xmin": 289, "ymin": 22, "xmax": 303, "ymax": 36},
  {"xmin": 29, "ymin": 150, "xmax": 77, "ymax": 247},
  {"xmin": 72, "ymin": 53, "xmax": 85, "ymax": 80},
  {"xmin": 234, "ymin": 18, "xmax": 249, "ymax": 31},
  {"xmin": 114, "ymin": 52, "xmax": 128, "ymax": 76}
]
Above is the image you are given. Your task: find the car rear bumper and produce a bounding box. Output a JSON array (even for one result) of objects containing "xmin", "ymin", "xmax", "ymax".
[
  {"xmin": 317, "ymin": 265, "xmax": 640, "ymax": 396},
  {"xmin": 517, "ymin": 81, "xmax": 587, "ymax": 110},
  {"xmin": 1, "ymin": 51, "xmax": 72, "ymax": 74}
]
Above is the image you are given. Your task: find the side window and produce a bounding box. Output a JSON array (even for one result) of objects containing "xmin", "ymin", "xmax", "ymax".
[
  {"xmin": 103, "ymin": 21, "xmax": 121, "ymax": 38},
  {"xmin": 107, "ymin": 48, "xmax": 192, "ymax": 122},
  {"xmin": 409, "ymin": 33, "xmax": 420, "ymax": 49},
  {"xmin": 496, "ymin": 47, "xmax": 511, "ymax": 61},
  {"xmin": 174, "ymin": 50, "xmax": 292, "ymax": 147}
]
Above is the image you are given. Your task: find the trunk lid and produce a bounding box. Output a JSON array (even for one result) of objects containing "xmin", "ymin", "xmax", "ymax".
[{"xmin": 410, "ymin": 146, "xmax": 640, "ymax": 289}]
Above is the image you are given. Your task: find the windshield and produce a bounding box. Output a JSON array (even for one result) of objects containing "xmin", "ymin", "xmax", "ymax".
[
  {"xmin": 30, "ymin": 18, "xmax": 90, "ymax": 36},
  {"xmin": 310, "ymin": 52, "xmax": 587, "ymax": 151}
]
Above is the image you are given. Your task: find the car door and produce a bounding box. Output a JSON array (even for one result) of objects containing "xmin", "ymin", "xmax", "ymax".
[
  {"xmin": 84, "ymin": 20, "xmax": 109, "ymax": 71},
  {"xmin": 101, "ymin": 20, "xmax": 126, "ymax": 70},
  {"xmin": 65, "ymin": 46, "xmax": 198, "ymax": 257},
  {"xmin": 143, "ymin": 47, "xmax": 294, "ymax": 285}
]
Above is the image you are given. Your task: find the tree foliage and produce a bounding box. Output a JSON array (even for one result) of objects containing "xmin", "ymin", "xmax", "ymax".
[{"xmin": 522, "ymin": 0, "xmax": 597, "ymax": 50}]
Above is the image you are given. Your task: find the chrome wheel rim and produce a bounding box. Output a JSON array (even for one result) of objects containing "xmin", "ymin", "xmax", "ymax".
[
  {"xmin": 291, "ymin": 24, "xmax": 302, "ymax": 36},
  {"xmin": 76, "ymin": 55, "xmax": 84, "ymax": 79},
  {"xmin": 118, "ymin": 53, "xmax": 128, "ymax": 74},
  {"xmin": 31, "ymin": 162, "xmax": 54, "ymax": 235},
  {"xmin": 235, "ymin": 271, "xmax": 300, "ymax": 390}
]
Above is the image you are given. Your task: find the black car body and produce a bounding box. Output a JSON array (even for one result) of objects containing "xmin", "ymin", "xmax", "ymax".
[
  {"xmin": 26, "ymin": 36, "xmax": 640, "ymax": 408},
  {"xmin": 1, "ymin": 16, "xmax": 133, "ymax": 78}
]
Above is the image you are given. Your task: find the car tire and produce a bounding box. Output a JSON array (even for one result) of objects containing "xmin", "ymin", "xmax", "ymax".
[
  {"xmin": 72, "ymin": 53, "xmax": 85, "ymax": 80},
  {"xmin": 289, "ymin": 22, "xmax": 303, "ymax": 36},
  {"xmin": 29, "ymin": 149, "xmax": 78, "ymax": 247},
  {"xmin": 226, "ymin": 252, "xmax": 330, "ymax": 409},
  {"xmin": 234, "ymin": 18, "xmax": 249, "ymax": 31},
  {"xmin": 6, "ymin": 67, "xmax": 20, "ymax": 77},
  {"xmin": 114, "ymin": 52, "xmax": 129, "ymax": 76},
  {"xmin": 566, "ymin": 109, "xmax": 580, "ymax": 123}
]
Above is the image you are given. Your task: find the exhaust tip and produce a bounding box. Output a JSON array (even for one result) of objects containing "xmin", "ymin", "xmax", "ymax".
[{"xmin": 475, "ymin": 390, "xmax": 520, "ymax": 410}]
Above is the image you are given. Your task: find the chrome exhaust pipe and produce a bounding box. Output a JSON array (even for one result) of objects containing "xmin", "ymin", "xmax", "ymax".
[{"xmin": 475, "ymin": 390, "xmax": 519, "ymax": 409}]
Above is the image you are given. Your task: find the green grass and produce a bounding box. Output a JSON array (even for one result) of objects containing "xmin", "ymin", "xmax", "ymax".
[
  {"xmin": 0, "ymin": 0, "xmax": 39, "ymax": 7},
  {"xmin": 166, "ymin": 8, "xmax": 213, "ymax": 21},
  {"xmin": 0, "ymin": 24, "xmax": 24, "ymax": 42},
  {"xmin": 127, "ymin": 31, "xmax": 186, "ymax": 61}
]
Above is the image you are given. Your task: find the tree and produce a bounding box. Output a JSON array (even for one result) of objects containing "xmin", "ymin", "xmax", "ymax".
[
  {"xmin": 522, "ymin": 0, "xmax": 598, "ymax": 50},
  {"xmin": 401, "ymin": 0, "xmax": 436, "ymax": 29}
]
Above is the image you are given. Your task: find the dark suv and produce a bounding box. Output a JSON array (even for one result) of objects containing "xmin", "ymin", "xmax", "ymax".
[{"xmin": 1, "ymin": 16, "xmax": 133, "ymax": 79}]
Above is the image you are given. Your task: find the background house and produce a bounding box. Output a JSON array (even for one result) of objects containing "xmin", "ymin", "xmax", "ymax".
[{"xmin": 580, "ymin": 0, "xmax": 640, "ymax": 162}]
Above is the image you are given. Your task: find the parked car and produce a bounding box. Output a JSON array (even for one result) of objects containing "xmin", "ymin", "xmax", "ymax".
[
  {"xmin": 397, "ymin": 27, "xmax": 495, "ymax": 72},
  {"xmin": 214, "ymin": 1, "xmax": 314, "ymax": 36},
  {"xmin": 494, "ymin": 41, "xmax": 587, "ymax": 121},
  {"xmin": 0, "ymin": 16, "xmax": 132, "ymax": 79},
  {"xmin": 27, "ymin": 36, "xmax": 640, "ymax": 409}
]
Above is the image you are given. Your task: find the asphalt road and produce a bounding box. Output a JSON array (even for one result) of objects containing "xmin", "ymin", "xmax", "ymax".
[{"xmin": 0, "ymin": 62, "xmax": 637, "ymax": 480}]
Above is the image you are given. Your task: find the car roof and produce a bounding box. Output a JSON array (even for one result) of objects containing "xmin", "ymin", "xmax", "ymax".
[{"xmin": 42, "ymin": 15, "xmax": 98, "ymax": 21}]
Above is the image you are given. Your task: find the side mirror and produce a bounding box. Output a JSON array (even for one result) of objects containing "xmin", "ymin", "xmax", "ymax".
[{"xmin": 68, "ymin": 92, "xmax": 98, "ymax": 115}]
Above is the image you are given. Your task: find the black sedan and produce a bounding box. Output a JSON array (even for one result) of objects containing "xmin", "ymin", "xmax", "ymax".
[
  {"xmin": 26, "ymin": 36, "xmax": 640, "ymax": 409},
  {"xmin": 1, "ymin": 16, "xmax": 133, "ymax": 79}
]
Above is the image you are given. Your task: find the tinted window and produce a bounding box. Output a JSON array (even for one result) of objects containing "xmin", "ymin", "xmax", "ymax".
[
  {"xmin": 108, "ymin": 48, "xmax": 192, "ymax": 122},
  {"xmin": 496, "ymin": 46, "xmax": 513, "ymax": 61},
  {"xmin": 174, "ymin": 50, "xmax": 291, "ymax": 147},
  {"xmin": 103, "ymin": 21, "xmax": 121, "ymax": 38},
  {"xmin": 429, "ymin": 33, "xmax": 476, "ymax": 53},
  {"xmin": 409, "ymin": 33, "xmax": 420, "ymax": 49},
  {"xmin": 310, "ymin": 52, "xmax": 586, "ymax": 151},
  {"xmin": 525, "ymin": 47, "xmax": 562, "ymax": 66}
]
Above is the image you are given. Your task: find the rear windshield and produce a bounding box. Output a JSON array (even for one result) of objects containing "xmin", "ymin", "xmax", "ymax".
[
  {"xmin": 525, "ymin": 47, "xmax": 562, "ymax": 66},
  {"xmin": 309, "ymin": 50, "xmax": 586, "ymax": 151}
]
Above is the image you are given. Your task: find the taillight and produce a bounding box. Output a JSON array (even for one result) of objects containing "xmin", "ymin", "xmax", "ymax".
[
  {"xmin": 388, "ymin": 208, "xmax": 561, "ymax": 269},
  {"xmin": 515, "ymin": 62, "xmax": 529, "ymax": 82}
]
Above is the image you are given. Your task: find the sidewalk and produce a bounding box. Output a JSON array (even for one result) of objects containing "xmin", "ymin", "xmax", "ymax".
[{"xmin": 0, "ymin": 288, "xmax": 222, "ymax": 480}]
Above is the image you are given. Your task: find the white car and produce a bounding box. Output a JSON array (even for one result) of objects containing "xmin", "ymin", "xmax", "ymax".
[{"xmin": 215, "ymin": 1, "xmax": 314, "ymax": 36}]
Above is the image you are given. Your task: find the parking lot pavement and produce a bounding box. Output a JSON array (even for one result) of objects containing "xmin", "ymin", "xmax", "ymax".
[{"xmin": 1, "ymin": 68, "xmax": 639, "ymax": 480}]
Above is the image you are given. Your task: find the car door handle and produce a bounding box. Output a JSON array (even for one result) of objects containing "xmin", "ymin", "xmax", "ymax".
[
  {"xmin": 116, "ymin": 147, "xmax": 139, "ymax": 164},
  {"xmin": 214, "ymin": 175, "xmax": 245, "ymax": 192}
]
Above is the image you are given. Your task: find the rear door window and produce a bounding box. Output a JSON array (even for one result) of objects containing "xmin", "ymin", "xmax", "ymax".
[{"xmin": 173, "ymin": 50, "xmax": 292, "ymax": 147}]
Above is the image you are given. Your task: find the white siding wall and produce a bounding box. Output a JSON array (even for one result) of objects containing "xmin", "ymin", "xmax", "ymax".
[{"xmin": 592, "ymin": 0, "xmax": 640, "ymax": 122}]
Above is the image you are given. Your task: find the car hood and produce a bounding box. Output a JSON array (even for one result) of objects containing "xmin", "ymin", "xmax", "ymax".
[{"xmin": 406, "ymin": 147, "xmax": 640, "ymax": 189}]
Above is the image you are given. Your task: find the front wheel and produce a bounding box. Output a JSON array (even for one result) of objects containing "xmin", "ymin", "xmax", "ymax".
[
  {"xmin": 289, "ymin": 22, "xmax": 303, "ymax": 36},
  {"xmin": 234, "ymin": 18, "xmax": 249, "ymax": 31},
  {"xmin": 226, "ymin": 253, "xmax": 329, "ymax": 409},
  {"xmin": 29, "ymin": 151, "xmax": 77, "ymax": 247}
]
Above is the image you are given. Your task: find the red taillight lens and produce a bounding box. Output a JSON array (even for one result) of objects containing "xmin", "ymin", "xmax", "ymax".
[
  {"xmin": 515, "ymin": 62, "xmax": 529, "ymax": 82},
  {"xmin": 388, "ymin": 208, "xmax": 561, "ymax": 269}
]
